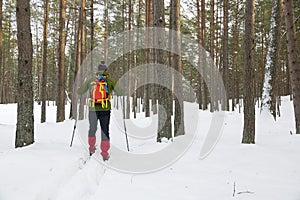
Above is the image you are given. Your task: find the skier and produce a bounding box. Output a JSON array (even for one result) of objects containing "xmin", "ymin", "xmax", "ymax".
[{"xmin": 77, "ymin": 61, "xmax": 116, "ymax": 161}]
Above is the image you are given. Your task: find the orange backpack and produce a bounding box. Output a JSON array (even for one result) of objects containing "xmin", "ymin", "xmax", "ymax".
[{"xmin": 89, "ymin": 75, "xmax": 109, "ymax": 108}]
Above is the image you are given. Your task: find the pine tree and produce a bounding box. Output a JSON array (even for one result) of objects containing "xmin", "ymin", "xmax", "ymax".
[
  {"xmin": 222, "ymin": 0, "xmax": 229, "ymax": 111},
  {"xmin": 40, "ymin": 0, "xmax": 49, "ymax": 123},
  {"xmin": 56, "ymin": 0, "xmax": 66, "ymax": 122},
  {"xmin": 15, "ymin": 0, "xmax": 34, "ymax": 147},
  {"xmin": 171, "ymin": 0, "xmax": 185, "ymax": 137},
  {"xmin": 154, "ymin": 0, "xmax": 172, "ymax": 141},
  {"xmin": 283, "ymin": 0, "xmax": 300, "ymax": 134},
  {"xmin": 0, "ymin": 0, "xmax": 2, "ymax": 104},
  {"xmin": 242, "ymin": 0, "xmax": 256, "ymax": 144},
  {"xmin": 261, "ymin": 0, "xmax": 282, "ymax": 120}
]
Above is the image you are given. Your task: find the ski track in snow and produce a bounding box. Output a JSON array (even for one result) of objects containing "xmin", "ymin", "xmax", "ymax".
[{"xmin": 53, "ymin": 155, "xmax": 108, "ymax": 200}]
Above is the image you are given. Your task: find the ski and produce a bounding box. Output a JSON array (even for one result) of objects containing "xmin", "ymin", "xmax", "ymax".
[{"xmin": 78, "ymin": 153, "xmax": 94, "ymax": 169}]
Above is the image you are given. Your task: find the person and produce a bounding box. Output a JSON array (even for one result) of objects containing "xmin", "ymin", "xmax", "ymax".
[{"xmin": 77, "ymin": 61, "xmax": 116, "ymax": 161}]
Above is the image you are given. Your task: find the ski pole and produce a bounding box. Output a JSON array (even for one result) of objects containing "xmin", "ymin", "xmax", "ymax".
[
  {"xmin": 122, "ymin": 96, "xmax": 130, "ymax": 151},
  {"xmin": 123, "ymin": 115, "xmax": 129, "ymax": 151},
  {"xmin": 70, "ymin": 99, "xmax": 79, "ymax": 147},
  {"xmin": 70, "ymin": 118, "xmax": 77, "ymax": 147}
]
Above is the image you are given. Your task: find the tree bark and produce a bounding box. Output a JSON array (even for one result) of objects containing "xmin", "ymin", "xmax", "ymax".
[
  {"xmin": 172, "ymin": 0, "xmax": 185, "ymax": 137},
  {"xmin": 154, "ymin": 0, "xmax": 172, "ymax": 141},
  {"xmin": 0, "ymin": 0, "xmax": 2, "ymax": 104},
  {"xmin": 201, "ymin": 0, "xmax": 208, "ymax": 110},
  {"xmin": 196, "ymin": 0, "xmax": 202, "ymax": 109},
  {"xmin": 209, "ymin": 0, "xmax": 215, "ymax": 112},
  {"xmin": 68, "ymin": 2, "xmax": 77, "ymax": 119},
  {"xmin": 283, "ymin": 0, "xmax": 300, "ymax": 134},
  {"xmin": 145, "ymin": 0, "xmax": 152, "ymax": 118},
  {"xmin": 15, "ymin": 0, "xmax": 34, "ymax": 147},
  {"xmin": 56, "ymin": 0, "xmax": 66, "ymax": 122},
  {"xmin": 78, "ymin": 0, "xmax": 86, "ymax": 120},
  {"xmin": 231, "ymin": 1, "xmax": 239, "ymax": 111},
  {"xmin": 71, "ymin": 2, "xmax": 82, "ymax": 120},
  {"xmin": 104, "ymin": 0, "xmax": 108, "ymax": 62},
  {"xmin": 242, "ymin": 0, "xmax": 256, "ymax": 144},
  {"xmin": 222, "ymin": 0, "xmax": 229, "ymax": 111},
  {"xmin": 126, "ymin": 0, "xmax": 132, "ymax": 119},
  {"xmin": 40, "ymin": 0, "xmax": 49, "ymax": 123},
  {"xmin": 90, "ymin": 0, "xmax": 94, "ymax": 73},
  {"xmin": 214, "ymin": 4, "xmax": 220, "ymax": 111},
  {"xmin": 261, "ymin": 0, "xmax": 282, "ymax": 120}
]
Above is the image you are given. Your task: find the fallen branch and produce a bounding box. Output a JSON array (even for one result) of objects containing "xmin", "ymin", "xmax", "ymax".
[
  {"xmin": 233, "ymin": 181, "xmax": 254, "ymax": 197},
  {"xmin": 237, "ymin": 190, "xmax": 255, "ymax": 195}
]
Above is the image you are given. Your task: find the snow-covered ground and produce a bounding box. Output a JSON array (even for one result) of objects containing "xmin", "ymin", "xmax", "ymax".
[{"xmin": 0, "ymin": 96, "xmax": 299, "ymax": 200}]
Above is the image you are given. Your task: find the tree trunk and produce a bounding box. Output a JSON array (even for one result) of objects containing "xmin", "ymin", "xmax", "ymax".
[
  {"xmin": 154, "ymin": 0, "xmax": 172, "ymax": 141},
  {"xmin": 201, "ymin": 0, "xmax": 208, "ymax": 110},
  {"xmin": 259, "ymin": 6, "xmax": 265, "ymax": 105},
  {"xmin": 231, "ymin": 1, "xmax": 239, "ymax": 111},
  {"xmin": 121, "ymin": 0, "xmax": 126, "ymax": 119},
  {"xmin": 56, "ymin": 0, "xmax": 66, "ymax": 122},
  {"xmin": 68, "ymin": 3, "xmax": 77, "ymax": 119},
  {"xmin": 283, "ymin": 0, "xmax": 300, "ymax": 134},
  {"xmin": 261, "ymin": 0, "xmax": 282, "ymax": 120},
  {"xmin": 196, "ymin": 0, "xmax": 208, "ymax": 110},
  {"xmin": 168, "ymin": 0, "xmax": 174, "ymax": 117},
  {"xmin": 222, "ymin": 0, "xmax": 229, "ymax": 111},
  {"xmin": 196, "ymin": 0, "xmax": 202, "ymax": 109},
  {"xmin": 79, "ymin": 0, "xmax": 86, "ymax": 120},
  {"xmin": 133, "ymin": 0, "xmax": 142, "ymax": 118},
  {"xmin": 172, "ymin": 0, "xmax": 185, "ymax": 137},
  {"xmin": 104, "ymin": 0, "xmax": 108, "ymax": 62},
  {"xmin": 34, "ymin": 20, "xmax": 40, "ymax": 103},
  {"xmin": 214, "ymin": 4, "xmax": 220, "ymax": 111},
  {"xmin": 242, "ymin": 0, "xmax": 256, "ymax": 144},
  {"xmin": 145, "ymin": 0, "xmax": 152, "ymax": 118},
  {"xmin": 71, "ymin": 3, "xmax": 82, "ymax": 120},
  {"xmin": 285, "ymin": 51, "xmax": 291, "ymax": 95},
  {"xmin": 209, "ymin": 0, "xmax": 215, "ymax": 112},
  {"xmin": 40, "ymin": 0, "xmax": 49, "ymax": 123},
  {"xmin": 15, "ymin": 0, "xmax": 34, "ymax": 147},
  {"xmin": 90, "ymin": 0, "xmax": 94, "ymax": 73},
  {"xmin": 0, "ymin": 0, "xmax": 2, "ymax": 104},
  {"xmin": 126, "ymin": 0, "xmax": 132, "ymax": 119}
]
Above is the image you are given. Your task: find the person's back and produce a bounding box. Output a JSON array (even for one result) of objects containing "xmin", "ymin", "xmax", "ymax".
[{"xmin": 77, "ymin": 61, "xmax": 116, "ymax": 160}]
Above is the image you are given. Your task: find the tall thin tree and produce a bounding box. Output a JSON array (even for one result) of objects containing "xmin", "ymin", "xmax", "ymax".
[
  {"xmin": 231, "ymin": 1, "xmax": 239, "ymax": 111},
  {"xmin": 201, "ymin": 0, "xmax": 208, "ymax": 110},
  {"xmin": 40, "ymin": 0, "xmax": 49, "ymax": 123},
  {"xmin": 90, "ymin": 0, "xmax": 94, "ymax": 73},
  {"xmin": 222, "ymin": 0, "xmax": 229, "ymax": 111},
  {"xmin": 209, "ymin": 0, "xmax": 215, "ymax": 112},
  {"xmin": 15, "ymin": 0, "xmax": 34, "ymax": 147},
  {"xmin": 126, "ymin": 0, "xmax": 132, "ymax": 119},
  {"xmin": 145, "ymin": 0, "xmax": 152, "ymax": 118},
  {"xmin": 71, "ymin": 1, "xmax": 83, "ymax": 120},
  {"xmin": 56, "ymin": 0, "xmax": 66, "ymax": 122},
  {"xmin": 196, "ymin": 0, "xmax": 209, "ymax": 110},
  {"xmin": 78, "ymin": 0, "xmax": 86, "ymax": 120},
  {"xmin": 196, "ymin": 0, "xmax": 203, "ymax": 109},
  {"xmin": 261, "ymin": 0, "xmax": 282, "ymax": 120},
  {"xmin": 68, "ymin": 2, "xmax": 77, "ymax": 119},
  {"xmin": 154, "ymin": 0, "xmax": 172, "ymax": 141},
  {"xmin": 242, "ymin": 0, "xmax": 256, "ymax": 144},
  {"xmin": 0, "ymin": 0, "xmax": 2, "ymax": 104},
  {"xmin": 172, "ymin": 0, "xmax": 185, "ymax": 137},
  {"xmin": 283, "ymin": 0, "xmax": 300, "ymax": 134},
  {"xmin": 104, "ymin": 0, "xmax": 108, "ymax": 62}
]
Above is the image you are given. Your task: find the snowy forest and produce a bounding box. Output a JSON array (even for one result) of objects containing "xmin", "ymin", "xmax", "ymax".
[{"xmin": 0, "ymin": 0, "xmax": 300, "ymax": 199}]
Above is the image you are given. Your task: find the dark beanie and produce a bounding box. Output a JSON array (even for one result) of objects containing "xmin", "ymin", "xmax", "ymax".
[{"xmin": 97, "ymin": 61, "xmax": 107, "ymax": 71}]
